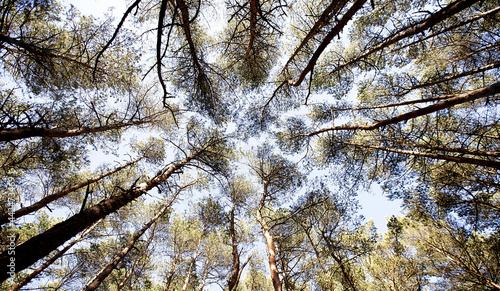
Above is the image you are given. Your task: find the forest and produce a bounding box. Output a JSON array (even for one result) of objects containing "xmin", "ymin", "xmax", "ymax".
[{"xmin": 0, "ymin": 0, "xmax": 499, "ymax": 290}]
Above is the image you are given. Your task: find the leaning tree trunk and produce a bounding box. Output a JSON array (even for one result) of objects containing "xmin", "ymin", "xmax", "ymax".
[
  {"xmin": 0, "ymin": 157, "xmax": 143, "ymax": 225},
  {"xmin": 0, "ymin": 150, "xmax": 202, "ymax": 282},
  {"xmin": 82, "ymin": 182, "xmax": 191, "ymax": 291},
  {"xmin": 8, "ymin": 219, "xmax": 103, "ymax": 291},
  {"xmin": 0, "ymin": 120, "xmax": 151, "ymax": 142},
  {"xmin": 225, "ymin": 203, "xmax": 241, "ymax": 291},
  {"xmin": 181, "ymin": 236, "xmax": 204, "ymax": 291}
]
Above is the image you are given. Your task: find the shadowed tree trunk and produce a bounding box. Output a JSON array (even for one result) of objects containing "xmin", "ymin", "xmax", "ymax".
[
  {"xmin": 83, "ymin": 182, "xmax": 193, "ymax": 291},
  {"xmin": 0, "ymin": 150, "xmax": 203, "ymax": 282},
  {"xmin": 0, "ymin": 157, "xmax": 143, "ymax": 225}
]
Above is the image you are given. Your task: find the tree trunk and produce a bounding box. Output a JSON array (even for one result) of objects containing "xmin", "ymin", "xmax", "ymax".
[
  {"xmin": 83, "ymin": 182, "xmax": 189, "ymax": 291},
  {"xmin": 331, "ymin": 0, "xmax": 481, "ymax": 75},
  {"xmin": 0, "ymin": 150, "xmax": 202, "ymax": 282},
  {"xmin": 0, "ymin": 120, "xmax": 151, "ymax": 142},
  {"xmin": 256, "ymin": 181, "xmax": 282, "ymax": 291},
  {"xmin": 291, "ymin": 0, "xmax": 368, "ymax": 86},
  {"xmin": 343, "ymin": 141, "xmax": 500, "ymax": 170},
  {"xmin": 164, "ymin": 252, "xmax": 181, "ymax": 291},
  {"xmin": 181, "ymin": 236, "xmax": 204, "ymax": 291},
  {"xmin": 225, "ymin": 203, "xmax": 240, "ymax": 291},
  {"xmin": 7, "ymin": 219, "xmax": 103, "ymax": 291},
  {"xmin": 301, "ymin": 82, "xmax": 500, "ymax": 137},
  {"xmin": 282, "ymin": 0, "xmax": 349, "ymax": 72},
  {"xmin": 0, "ymin": 157, "xmax": 143, "ymax": 225}
]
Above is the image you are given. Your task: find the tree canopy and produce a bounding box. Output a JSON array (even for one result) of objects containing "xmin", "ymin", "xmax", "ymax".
[{"xmin": 1, "ymin": 0, "xmax": 499, "ymax": 290}]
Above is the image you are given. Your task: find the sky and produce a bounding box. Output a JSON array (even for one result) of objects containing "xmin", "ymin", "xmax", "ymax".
[{"xmin": 65, "ymin": 0, "xmax": 404, "ymax": 234}]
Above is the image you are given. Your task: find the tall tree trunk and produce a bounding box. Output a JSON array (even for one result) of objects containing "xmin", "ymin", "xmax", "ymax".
[
  {"xmin": 164, "ymin": 252, "xmax": 181, "ymax": 291},
  {"xmin": 7, "ymin": 219, "xmax": 103, "ymax": 291},
  {"xmin": 300, "ymin": 82, "xmax": 500, "ymax": 137},
  {"xmin": 282, "ymin": 0, "xmax": 349, "ymax": 72},
  {"xmin": 197, "ymin": 257, "xmax": 210, "ymax": 291},
  {"xmin": 256, "ymin": 181, "xmax": 282, "ymax": 291},
  {"xmin": 291, "ymin": 0, "xmax": 368, "ymax": 86},
  {"xmin": 0, "ymin": 120, "xmax": 151, "ymax": 142},
  {"xmin": 343, "ymin": 141, "xmax": 500, "ymax": 170},
  {"xmin": 0, "ymin": 150, "xmax": 203, "ymax": 282},
  {"xmin": 83, "ymin": 182, "xmax": 191, "ymax": 291},
  {"xmin": 225, "ymin": 203, "xmax": 240, "ymax": 291},
  {"xmin": 0, "ymin": 157, "xmax": 143, "ymax": 225},
  {"xmin": 181, "ymin": 236, "xmax": 204, "ymax": 291},
  {"xmin": 330, "ymin": 0, "xmax": 481, "ymax": 75},
  {"xmin": 117, "ymin": 220, "xmax": 157, "ymax": 291}
]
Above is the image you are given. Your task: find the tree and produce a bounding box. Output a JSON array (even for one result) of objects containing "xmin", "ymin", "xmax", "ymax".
[{"xmin": 1, "ymin": 0, "xmax": 499, "ymax": 289}]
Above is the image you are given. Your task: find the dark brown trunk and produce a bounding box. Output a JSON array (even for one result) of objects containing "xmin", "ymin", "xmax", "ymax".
[
  {"xmin": 83, "ymin": 182, "xmax": 189, "ymax": 291},
  {"xmin": 0, "ymin": 120, "xmax": 150, "ymax": 142},
  {"xmin": 0, "ymin": 151, "xmax": 201, "ymax": 282},
  {"xmin": 282, "ymin": 0, "xmax": 349, "ymax": 72},
  {"xmin": 7, "ymin": 219, "xmax": 103, "ymax": 291},
  {"xmin": 225, "ymin": 203, "xmax": 240, "ymax": 291},
  {"xmin": 0, "ymin": 157, "xmax": 143, "ymax": 225},
  {"xmin": 291, "ymin": 0, "xmax": 368, "ymax": 86},
  {"xmin": 300, "ymin": 82, "xmax": 500, "ymax": 137}
]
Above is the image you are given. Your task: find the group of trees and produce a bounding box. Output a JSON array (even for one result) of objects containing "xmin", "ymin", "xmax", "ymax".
[{"xmin": 0, "ymin": 0, "xmax": 499, "ymax": 290}]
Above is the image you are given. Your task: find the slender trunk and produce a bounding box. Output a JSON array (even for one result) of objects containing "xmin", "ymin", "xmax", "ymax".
[
  {"xmin": 389, "ymin": 6, "xmax": 500, "ymax": 56},
  {"xmin": 181, "ymin": 236, "xmax": 204, "ymax": 291},
  {"xmin": 0, "ymin": 151, "xmax": 202, "ymax": 282},
  {"xmin": 256, "ymin": 181, "xmax": 282, "ymax": 291},
  {"xmin": 83, "ymin": 182, "xmax": 190, "ymax": 291},
  {"xmin": 343, "ymin": 141, "xmax": 500, "ymax": 170},
  {"xmin": 117, "ymin": 221, "xmax": 157, "ymax": 291},
  {"xmin": 0, "ymin": 157, "xmax": 143, "ymax": 225},
  {"xmin": 299, "ymin": 82, "xmax": 500, "ymax": 137},
  {"xmin": 164, "ymin": 252, "xmax": 181, "ymax": 291},
  {"xmin": 298, "ymin": 222, "xmax": 334, "ymax": 291},
  {"xmin": 321, "ymin": 234, "xmax": 357, "ymax": 291},
  {"xmin": 330, "ymin": 0, "xmax": 481, "ymax": 75},
  {"xmin": 379, "ymin": 138, "xmax": 500, "ymax": 158},
  {"xmin": 197, "ymin": 257, "xmax": 210, "ymax": 291},
  {"xmin": 8, "ymin": 219, "xmax": 103, "ymax": 291},
  {"xmin": 282, "ymin": 0, "xmax": 349, "ymax": 72},
  {"xmin": 0, "ymin": 120, "xmax": 151, "ymax": 142},
  {"xmin": 247, "ymin": 0, "xmax": 258, "ymax": 56},
  {"xmin": 225, "ymin": 203, "xmax": 240, "ymax": 291},
  {"xmin": 291, "ymin": 0, "xmax": 368, "ymax": 86}
]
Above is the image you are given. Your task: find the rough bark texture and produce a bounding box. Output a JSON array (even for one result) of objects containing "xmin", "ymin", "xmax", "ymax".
[
  {"xmin": 7, "ymin": 220, "xmax": 103, "ymax": 291},
  {"xmin": 256, "ymin": 181, "xmax": 282, "ymax": 291},
  {"xmin": 83, "ymin": 182, "xmax": 188, "ymax": 291},
  {"xmin": 0, "ymin": 151, "xmax": 201, "ymax": 282},
  {"xmin": 301, "ymin": 82, "xmax": 500, "ymax": 137},
  {"xmin": 0, "ymin": 120, "xmax": 150, "ymax": 142},
  {"xmin": 0, "ymin": 158, "xmax": 143, "ymax": 225}
]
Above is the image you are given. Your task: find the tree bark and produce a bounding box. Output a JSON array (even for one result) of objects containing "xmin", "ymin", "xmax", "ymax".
[
  {"xmin": 282, "ymin": 0, "xmax": 349, "ymax": 73},
  {"xmin": 225, "ymin": 203, "xmax": 240, "ymax": 291},
  {"xmin": 181, "ymin": 236, "xmax": 204, "ymax": 291},
  {"xmin": 0, "ymin": 120, "xmax": 151, "ymax": 142},
  {"xmin": 330, "ymin": 0, "xmax": 481, "ymax": 75},
  {"xmin": 256, "ymin": 181, "xmax": 282, "ymax": 291},
  {"xmin": 7, "ymin": 219, "xmax": 103, "ymax": 291},
  {"xmin": 0, "ymin": 150, "xmax": 202, "ymax": 282},
  {"xmin": 291, "ymin": 0, "xmax": 368, "ymax": 87},
  {"xmin": 300, "ymin": 82, "xmax": 500, "ymax": 137},
  {"xmin": 83, "ymin": 182, "xmax": 190, "ymax": 291},
  {"xmin": 343, "ymin": 141, "xmax": 500, "ymax": 170},
  {"xmin": 0, "ymin": 157, "xmax": 143, "ymax": 225}
]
